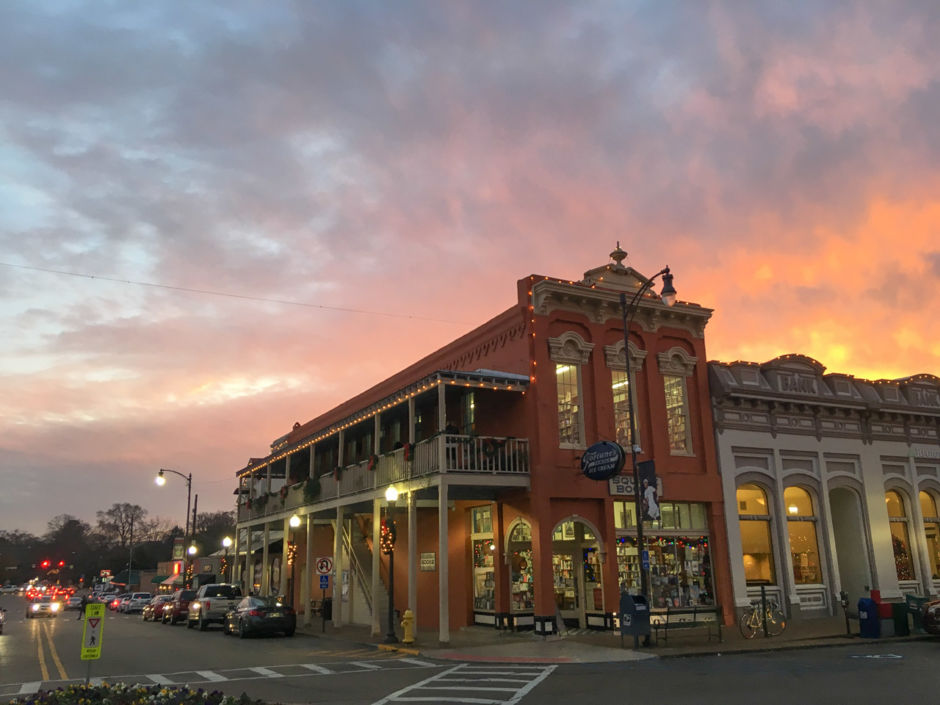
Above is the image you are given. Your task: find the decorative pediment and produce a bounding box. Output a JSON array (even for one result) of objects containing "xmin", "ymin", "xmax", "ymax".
[
  {"xmin": 657, "ymin": 347, "xmax": 698, "ymax": 377},
  {"xmin": 547, "ymin": 331, "xmax": 594, "ymax": 365},
  {"xmin": 604, "ymin": 339, "xmax": 648, "ymax": 372},
  {"xmin": 760, "ymin": 354, "xmax": 827, "ymax": 375}
]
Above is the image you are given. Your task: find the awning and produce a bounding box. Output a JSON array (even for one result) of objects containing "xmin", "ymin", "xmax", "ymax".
[
  {"xmin": 150, "ymin": 575, "xmax": 170, "ymax": 585},
  {"xmin": 161, "ymin": 575, "xmax": 183, "ymax": 587}
]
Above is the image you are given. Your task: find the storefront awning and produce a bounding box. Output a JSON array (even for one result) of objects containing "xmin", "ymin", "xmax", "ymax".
[
  {"xmin": 150, "ymin": 575, "xmax": 170, "ymax": 585},
  {"xmin": 161, "ymin": 575, "xmax": 183, "ymax": 586}
]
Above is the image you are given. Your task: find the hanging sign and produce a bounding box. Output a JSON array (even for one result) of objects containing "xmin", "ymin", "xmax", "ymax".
[{"xmin": 580, "ymin": 441, "xmax": 625, "ymax": 481}]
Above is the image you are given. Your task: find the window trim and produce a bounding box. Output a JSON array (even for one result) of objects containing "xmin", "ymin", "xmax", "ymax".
[
  {"xmin": 657, "ymin": 347, "xmax": 697, "ymax": 456},
  {"xmin": 548, "ymin": 332, "xmax": 594, "ymax": 449}
]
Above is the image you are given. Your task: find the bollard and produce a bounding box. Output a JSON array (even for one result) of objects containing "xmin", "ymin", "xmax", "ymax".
[{"xmin": 401, "ymin": 609, "xmax": 415, "ymax": 644}]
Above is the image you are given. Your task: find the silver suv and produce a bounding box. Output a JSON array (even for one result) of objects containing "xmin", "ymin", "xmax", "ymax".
[{"xmin": 187, "ymin": 584, "xmax": 243, "ymax": 631}]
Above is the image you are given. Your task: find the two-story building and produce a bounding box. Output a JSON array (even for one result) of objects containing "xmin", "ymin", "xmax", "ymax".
[{"xmin": 231, "ymin": 246, "xmax": 734, "ymax": 642}]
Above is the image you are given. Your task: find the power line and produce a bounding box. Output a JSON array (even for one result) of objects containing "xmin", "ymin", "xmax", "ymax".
[{"xmin": 0, "ymin": 261, "xmax": 467, "ymax": 325}]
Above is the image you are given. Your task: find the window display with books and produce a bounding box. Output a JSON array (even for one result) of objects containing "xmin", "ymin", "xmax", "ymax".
[
  {"xmin": 508, "ymin": 521, "xmax": 533, "ymax": 612},
  {"xmin": 471, "ymin": 506, "xmax": 495, "ymax": 612}
]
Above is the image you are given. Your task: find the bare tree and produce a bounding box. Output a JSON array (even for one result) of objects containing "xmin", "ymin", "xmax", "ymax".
[{"xmin": 94, "ymin": 503, "xmax": 154, "ymax": 549}]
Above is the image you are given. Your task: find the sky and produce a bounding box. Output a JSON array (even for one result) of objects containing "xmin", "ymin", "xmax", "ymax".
[{"xmin": 2, "ymin": 1, "xmax": 939, "ymax": 537}]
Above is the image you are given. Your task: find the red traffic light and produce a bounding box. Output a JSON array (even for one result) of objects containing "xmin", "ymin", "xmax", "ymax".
[
  {"xmin": 58, "ymin": 560, "xmax": 65, "ymax": 567},
  {"xmin": 41, "ymin": 560, "xmax": 51, "ymax": 569}
]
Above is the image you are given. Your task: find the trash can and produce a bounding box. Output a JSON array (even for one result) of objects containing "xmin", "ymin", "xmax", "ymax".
[
  {"xmin": 858, "ymin": 597, "xmax": 880, "ymax": 638},
  {"xmin": 905, "ymin": 594, "xmax": 928, "ymax": 633},
  {"xmin": 321, "ymin": 597, "xmax": 332, "ymax": 621},
  {"xmin": 619, "ymin": 593, "xmax": 651, "ymax": 641},
  {"xmin": 892, "ymin": 602, "xmax": 910, "ymax": 637}
]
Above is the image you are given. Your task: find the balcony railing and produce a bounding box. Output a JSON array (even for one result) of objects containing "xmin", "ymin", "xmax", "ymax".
[{"xmin": 238, "ymin": 434, "xmax": 529, "ymax": 522}]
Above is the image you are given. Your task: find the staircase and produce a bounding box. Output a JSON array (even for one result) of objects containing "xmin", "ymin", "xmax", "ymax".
[{"xmin": 336, "ymin": 516, "xmax": 389, "ymax": 626}]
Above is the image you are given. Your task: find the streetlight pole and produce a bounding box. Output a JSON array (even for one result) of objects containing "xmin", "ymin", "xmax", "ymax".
[
  {"xmin": 222, "ymin": 537, "xmax": 233, "ymax": 583},
  {"xmin": 155, "ymin": 468, "xmax": 193, "ymax": 542},
  {"xmin": 383, "ymin": 486, "xmax": 399, "ymax": 644},
  {"xmin": 618, "ymin": 262, "xmax": 677, "ymax": 610},
  {"xmin": 288, "ymin": 515, "xmax": 301, "ymax": 606}
]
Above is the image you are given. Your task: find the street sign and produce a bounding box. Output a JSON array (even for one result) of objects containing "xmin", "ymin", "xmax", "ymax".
[
  {"xmin": 319, "ymin": 575, "xmax": 329, "ymax": 589},
  {"xmin": 81, "ymin": 604, "xmax": 105, "ymax": 660},
  {"xmin": 315, "ymin": 557, "xmax": 333, "ymax": 575}
]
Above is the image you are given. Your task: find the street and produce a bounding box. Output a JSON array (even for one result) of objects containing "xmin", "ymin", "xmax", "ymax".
[{"xmin": 1, "ymin": 595, "xmax": 938, "ymax": 704}]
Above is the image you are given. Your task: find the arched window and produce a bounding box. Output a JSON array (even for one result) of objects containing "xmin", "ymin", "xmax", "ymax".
[
  {"xmin": 919, "ymin": 491, "xmax": 940, "ymax": 580},
  {"xmin": 886, "ymin": 490, "xmax": 916, "ymax": 581},
  {"xmin": 784, "ymin": 486, "xmax": 821, "ymax": 584},
  {"xmin": 737, "ymin": 483, "xmax": 776, "ymax": 585}
]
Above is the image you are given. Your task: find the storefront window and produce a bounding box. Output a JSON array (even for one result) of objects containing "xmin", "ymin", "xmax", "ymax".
[
  {"xmin": 611, "ymin": 369, "xmax": 635, "ymax": 449},
  {"xmin": 556, "ymin": 364, "xmax": 582, "ymax": 446},
  {"xmin": 508, "ymin": 522, "xmax": 534, "ymax": 613},
  {"xmin": 920, "ymin": 491, "xmax": 940, "ymax": 580},
  {"xmin": 886, "ymin": 490, "xmax": 916, "ymax": 581},
  {"xmin": 738, "ymin": 483, "xmax": 776, "ymax": 585},
  {"xmin": 664, "ymin": 375, "xmax": 690, "ymax": 453},
  {"xmin": 614, "ymin": 500, "xmax": 708, "ymax": 531},
  {"xmin": 616, "ymin": 536, "xmax": 714, "ymax": 608},
  {"xmin": 784, "ymin": 486, "xmax": 821, "ymax": 584},
  {"xmin": 470, "ymin": 506, "xmax": 495, "ymax": 611}
]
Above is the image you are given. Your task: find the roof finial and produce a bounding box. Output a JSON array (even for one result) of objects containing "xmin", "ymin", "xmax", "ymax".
[{"xmin": 610, "ymin": 241, "xmax": 627, "ymax": 267}]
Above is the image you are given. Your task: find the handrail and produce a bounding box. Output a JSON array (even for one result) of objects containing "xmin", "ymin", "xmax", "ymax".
[{"xmin": 342, "ymin": 523, "xmax": 372, "ymax": 614}]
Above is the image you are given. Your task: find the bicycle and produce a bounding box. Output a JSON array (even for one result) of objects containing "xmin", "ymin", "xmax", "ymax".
[{"xmin": 739, "ymin": 598, "xmax": 787, "ymax": 638}]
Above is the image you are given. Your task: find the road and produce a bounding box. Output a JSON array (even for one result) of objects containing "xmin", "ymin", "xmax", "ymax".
[{"xmin": 1, "ymin": 594, "xmax": 938, "ymax": 704}]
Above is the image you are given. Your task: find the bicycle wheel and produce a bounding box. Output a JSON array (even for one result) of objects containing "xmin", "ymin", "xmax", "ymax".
[
  {"xmin": 739, "ymin": 607, "xmax": 760, "ymax": 639},
  {"xmin": 766, "ymin": 608, "xmax": 787, "ymax": 636}
]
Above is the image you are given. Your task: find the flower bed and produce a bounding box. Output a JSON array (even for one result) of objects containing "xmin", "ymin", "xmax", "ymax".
[{"xmin": 10, "ymin": 683, "xmax": 277, "ymax": 705}]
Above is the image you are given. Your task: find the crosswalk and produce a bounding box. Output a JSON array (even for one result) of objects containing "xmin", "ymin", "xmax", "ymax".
[
  {"xmin": 0, "ymin": 653, "xmax": 439, "ymax": 698},
  {"xmin": 371, "ymin": 663, "xmax": 557, "ymax": 705}
]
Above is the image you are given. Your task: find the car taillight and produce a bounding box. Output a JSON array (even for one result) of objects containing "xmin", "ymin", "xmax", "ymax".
[{"xmin": 248, "ymin": 608, "xmax": 264, "ymax": 616}]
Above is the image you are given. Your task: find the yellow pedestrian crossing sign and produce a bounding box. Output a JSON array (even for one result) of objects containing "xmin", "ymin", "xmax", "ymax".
[{"xmin": 81, "ymin": 603, "xmax": 105, "ymax": 660}]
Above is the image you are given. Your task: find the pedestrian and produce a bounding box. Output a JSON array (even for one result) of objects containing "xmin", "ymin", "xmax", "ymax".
[{"xmin": 77, "ymin": 592, "xmax": 88, "ymax": 620}]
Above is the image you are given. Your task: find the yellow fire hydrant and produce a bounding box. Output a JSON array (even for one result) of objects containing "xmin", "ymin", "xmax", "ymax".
[{"xmin": 401, "ymin": 609, "xmax": 415, "ymax": 644}]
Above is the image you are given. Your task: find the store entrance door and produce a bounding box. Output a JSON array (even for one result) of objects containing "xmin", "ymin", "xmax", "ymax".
[{"xmin": 552, "ymin": 519, "xmax": 602, "ymax": 629}]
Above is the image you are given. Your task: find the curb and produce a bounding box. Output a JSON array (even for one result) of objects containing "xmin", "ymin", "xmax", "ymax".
[{"xmin": 377, "ymin": 643, "xmax": 421, "ymax": 656}]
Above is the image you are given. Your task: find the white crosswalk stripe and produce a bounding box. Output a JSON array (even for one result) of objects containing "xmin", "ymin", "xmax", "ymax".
[
  {"xmin": 146, "ymin": 674, "xmax": 174, "ymax": 685},
  {"xmin": 370, "ymin": 662, "xmax": 556, "ymax": 705}
]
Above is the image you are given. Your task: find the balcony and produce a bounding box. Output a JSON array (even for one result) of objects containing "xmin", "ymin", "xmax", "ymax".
[{"xmin": 238, "ymin": 433, "xmax": 530, "ymax": 523}]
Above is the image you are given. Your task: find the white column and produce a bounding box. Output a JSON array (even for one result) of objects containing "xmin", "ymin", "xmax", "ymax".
[
  {"xmin": 372, "ymin": 497, "xmax": 382, "ymax": 636},
  {"xmin": 303, "ymin": 514, "xmax": 313, "ymax": 625},
  {"xmin": 772, "ymin": 449, "xmax": 799, "ymax": 610},
  {"xmin": 261, "ymin": 523, "xmax": 270, "ymax": 595},
  {"xmin": 815, "ymin": 451, "xmax": 841, "ymax": 614},
  {"xmin": 246, "ymin": 528, "xmax": 255, "ymax": 594},
  {"xmin": 438, "ymin": 480, "xmax": 449, "ymax": 644},
  {"xmin": 333, "ymin": 506, "xmax": 345, "ymax": 628},
  {"xmin": 408, "ymin": 399, "xmax": 415, "ymax": 443},
  {"xmin": 907, "ymin": 457, "xmax": 932, "ymax": 595},
  {"xmin": 279, "ymin": 516, "xmax": 290, "ymax": 598},
  {"xmin": 408, "ymin": 490, "xmax": 417, "ymax": 631},
  {"xmin": 265, "ymin": 463, "xmax": 272, "ymax": 495},
  {"xmin": 309, "ymin": 444, "xmax": 316, "ymax": 479},
  {"xmin": 437, "ymin": 380, "xmax": 446, "ymax": 431}
]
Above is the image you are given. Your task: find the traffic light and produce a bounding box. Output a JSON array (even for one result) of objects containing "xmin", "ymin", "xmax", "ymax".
[
  {"xmin": 58, "ymin": 560, "xmax": 65, "ymax": 567},
  {"xmin": 40, "ymin": 559, "xmax": 51, "ymax": 570}
]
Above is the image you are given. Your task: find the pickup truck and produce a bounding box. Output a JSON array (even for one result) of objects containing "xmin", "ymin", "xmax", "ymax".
[{"xmin": 187, "ymin": 583, "xmax": 243, "ymax": 631}]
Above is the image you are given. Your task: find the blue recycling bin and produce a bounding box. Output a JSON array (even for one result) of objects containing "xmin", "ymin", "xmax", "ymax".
[{"xmin": 858, "ymin": 597, "xmax": 880, "ymax": 638}]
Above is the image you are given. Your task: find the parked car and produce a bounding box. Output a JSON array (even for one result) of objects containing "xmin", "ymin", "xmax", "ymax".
[
  {"xmin": 162, "ymin": 589, "xmax": 197, "ymax": 624},
  {"xmin": 187, "ymin": 583, "xmax": 243, "ymax": 631},
  {"xmin": 922, "ymin": 599, "xmax": 940, "ymax": 635},
  {"xmin": 223, "ymin": 596, "xmax": 296, "ymax": 638},
  {"xmin": 108, "ymin": 593, "xmax": 129, "ymax": 611},
  {"xmin": 27, "ymin": 595, "xmax": 61, "ymax": 619},
  {"xmin": 122, "ymin": 592, "xmax": 152, "ymax": 613},
  {"xmin": 142, "ymin": 595, "xmax": 174, "ymax": 621},
  {"xmin": 65, "ymin": 595, "xmax": 84, "ymax": 611}
]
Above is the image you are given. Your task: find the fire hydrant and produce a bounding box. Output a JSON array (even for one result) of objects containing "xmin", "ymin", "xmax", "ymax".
[{"xmin": 401, "ymin": 609, "xmax": 415, "ymax": 644}]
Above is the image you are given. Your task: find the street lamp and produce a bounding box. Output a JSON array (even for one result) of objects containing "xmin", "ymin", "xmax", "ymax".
[
  {"xmin": 618, "ymin": 257, "xmax": 677, "ymax": 618},
  {"xmin": 383, "ymin": 486, "xmax": 399, "ymax": 643},
  {"xmin": 155, "ymin": 469, "xmax": 193, "ymax": 542},
  {"xmin": 222, "ymin": 536, "xmax": 233, "ymax": 583},
  {"xmin": 288, "ymin": 515, "xmax": 301, "ymax": 606},
  {"xmin": 186, "ymin": 544, "xmax": 197, "ymax": 588}
]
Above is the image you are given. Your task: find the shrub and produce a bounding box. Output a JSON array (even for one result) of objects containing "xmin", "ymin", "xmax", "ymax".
[{"xmin": 10, "ymin": 683, "xmax": 276, "ymax": 705}]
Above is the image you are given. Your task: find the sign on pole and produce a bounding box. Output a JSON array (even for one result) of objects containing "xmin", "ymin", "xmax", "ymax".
[
  {"xmin": 80, "ymin": 604, "xmax": 105, "ymax": 661},
  {"xmin": 319, "ymin": 574, "xmax": 329, "ymax": 590},
  {"xmin": 315, "ymin": 557, "xmax": 333, "ymax": 575}
]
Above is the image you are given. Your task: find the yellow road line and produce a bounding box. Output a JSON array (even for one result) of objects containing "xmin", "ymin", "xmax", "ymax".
[
  {"xmin": 43, "ymin": 622, "xmax": 69, "ymax": 680},
  {"xmin": 35, "ymin": 621, "xmax": 50, "ymax": 681}
]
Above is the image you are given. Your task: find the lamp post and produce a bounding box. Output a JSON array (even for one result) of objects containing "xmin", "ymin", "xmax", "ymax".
[
  {"xmin": 288, "ymin": 515, "xmax": 301, "ymax": 606},
  {"xmin": 187, "ymin": 544, "xmax": 197, "ymax": 588},
  {"xmin": 383, "ymin": 486, "xmax": 399, "ymax": 643},
  {"xmin": 222, "ymin": 536, "xmax": 233, "ymax": 583},
  {"xmin": 618, "ymin": 260, "xmax": 677, "ymax": 611},
  {"xmin": 155, "ymin": 468, "xmax": 193, "ymax": 544}
]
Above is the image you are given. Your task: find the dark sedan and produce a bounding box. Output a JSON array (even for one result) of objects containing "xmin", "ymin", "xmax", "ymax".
[
  {"xmin": 223, "ymin": 596, "xmax": 296, "ymax": 638},
  {"xmin": 923, "ymin": 599, "xmax": 940, "ymax": 635},
  {"xmin": 161, "ymin": 589, "xmax": 196, "ymax": 624}
]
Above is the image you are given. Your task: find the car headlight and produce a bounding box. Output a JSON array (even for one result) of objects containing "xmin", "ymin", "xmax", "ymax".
[
  {"xmin": 31, "ymin": 604, "xmax": 39, "ymax": 612},
  {"xmin": 191, "ymin": 601, "xmax": 200, "ymax": 611},
  {"xmin": 51, "ymin": 603, "xmax": 60, "ymax": 611}
]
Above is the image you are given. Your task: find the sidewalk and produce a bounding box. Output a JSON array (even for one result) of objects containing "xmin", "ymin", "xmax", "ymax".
[{"xmin": 295, "ymin": 615, "xmax": 935, "ymax": 664}]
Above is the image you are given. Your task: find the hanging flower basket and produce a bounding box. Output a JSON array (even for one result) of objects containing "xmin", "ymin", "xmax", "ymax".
[
  {"xmin": 403, "ymin": 442, "xmax": 412, "ymax": 462},
  {"xmin": 333, "ymin": 465, "xmax": 342, "ymax": 481},
  {"xmin": 279, "ymin": 485, "xmax": 289, "ymax": 505},
  {"xmin": 368, "ymin": 454, "xmax": 379, "ymax": 472}
]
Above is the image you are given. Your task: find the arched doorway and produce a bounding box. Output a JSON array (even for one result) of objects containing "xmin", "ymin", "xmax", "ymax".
[
  {"xmin": 552, "ymin": 518, "xmax": 603, "ymax": 629},
  {"xmin": 829, "ymin": 486, "xmax": 872, "ymax": 604}
]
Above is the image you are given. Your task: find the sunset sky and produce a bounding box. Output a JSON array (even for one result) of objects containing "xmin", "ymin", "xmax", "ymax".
[{"xmin": 2, "ymin": 1, "xmax": 939, "ymax": 536}]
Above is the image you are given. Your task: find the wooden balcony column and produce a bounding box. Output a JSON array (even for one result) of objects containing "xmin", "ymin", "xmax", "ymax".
[{"xmin": 261, "ymin": 521, "xmax": 271, "ymax": 595}]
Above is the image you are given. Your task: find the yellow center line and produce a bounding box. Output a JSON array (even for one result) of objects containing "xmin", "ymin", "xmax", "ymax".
[
  {"xmin": 35, "ymin": 621, "xmax": 50, "ymax": 681},
  {"xmin": 42, "ymin": 621, "xmax": 69, "ymax": 680}
]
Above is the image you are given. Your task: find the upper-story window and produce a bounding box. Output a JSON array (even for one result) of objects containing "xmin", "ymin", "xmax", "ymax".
[
  {"xmin": 886, "ymin": 490, "xmax": 916, "ymax": 581},
  {"xmin": 548, "ymin": 332, "xmax": 594, "ymax": 449},
  {"xmin": 658, "ymin": 347, "xmax": 697, "ymax": 455},
  {"xmin": 920, "ymin": 491, "xmax": 940, "ymax": 580},
  {"xmin": 604, "ymin": 340, "xmax": 646, "ymax": 450}
]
